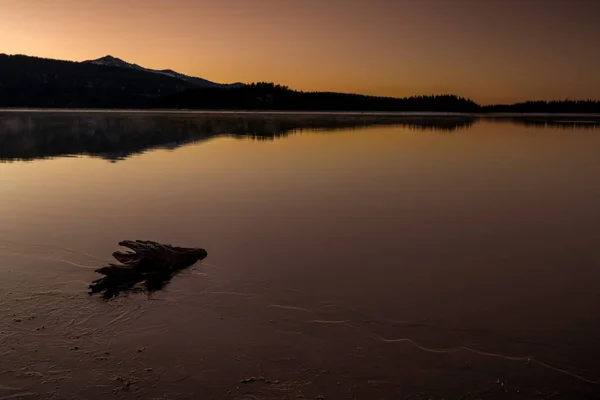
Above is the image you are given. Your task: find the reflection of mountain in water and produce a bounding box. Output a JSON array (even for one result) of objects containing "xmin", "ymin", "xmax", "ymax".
[
  {"xmin": 3, "ymin": 112, "xmax": 596, "ymax": 163},
  {"xmin": 0, "ymin": 112, "xmax": 475, "ymax": 162}
]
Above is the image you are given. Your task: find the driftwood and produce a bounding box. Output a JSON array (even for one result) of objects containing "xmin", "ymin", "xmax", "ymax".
[{"xmin": 89, "ymin": 240, "xmax": 207, "ymax": 298}]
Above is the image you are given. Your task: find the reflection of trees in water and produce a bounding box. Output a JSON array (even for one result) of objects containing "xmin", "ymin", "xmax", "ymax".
[
  {"xmin": 479, "ymin": 116, "xmax": 600, "ymax": 131},
  {"xmin": 501, "ymin": 118, "xmax": 599, "ymax": 130},
  {"xmin": 0, "ymin": 113, "xmax": 475, "ymax": 162},
  {"xmin": 3, "ymin": 112, "xmax": 598, "ymax": 162}
]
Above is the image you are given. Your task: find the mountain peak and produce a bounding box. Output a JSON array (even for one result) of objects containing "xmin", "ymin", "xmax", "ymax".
[
  {"xmin": 88, "ymin": 55, "xmax": 121, "ymax": 63},
  {"xmin": 98, "ymin": 55, "xmax": 123, "ymax": 62},
  {"xmin": 82, "ymin": 55, "xmax": 243, "ymax": 89},
  {"xmin": 84, "ymin": 55, "xmax": 142, "ymax": 70}
]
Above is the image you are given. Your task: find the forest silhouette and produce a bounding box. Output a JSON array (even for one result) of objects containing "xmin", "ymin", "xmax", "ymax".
[{"xmin": 1, "ymin": 54, "xmax": 599, "ymax": 113}]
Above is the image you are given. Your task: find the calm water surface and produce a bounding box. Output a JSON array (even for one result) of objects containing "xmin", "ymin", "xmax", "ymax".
[{"xmin": 1, "ymin": 113, "xmax": 599, "ymax": 399}]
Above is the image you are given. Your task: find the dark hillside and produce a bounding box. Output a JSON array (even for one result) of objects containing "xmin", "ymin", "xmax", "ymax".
[{"xmin": 0, "ymin": 54, "xmax": 194, "ymax": 108}]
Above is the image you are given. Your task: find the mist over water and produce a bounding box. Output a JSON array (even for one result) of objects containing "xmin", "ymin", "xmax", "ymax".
[{"xmin": 1, "ymin": 113, "xmax": 600, "ymax": 399}]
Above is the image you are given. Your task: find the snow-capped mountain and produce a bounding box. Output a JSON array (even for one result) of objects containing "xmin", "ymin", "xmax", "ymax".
[
  {"xmin": 84, "ymin": 55, "xmax": 145, "ymax": 70},
  {"xmin": 83, "ymin": 55, "xmax": 243, "ymax": 89}
]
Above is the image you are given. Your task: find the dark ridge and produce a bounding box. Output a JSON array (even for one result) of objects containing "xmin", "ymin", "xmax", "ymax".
[
  {"xmin": 0, "ymin": 54, "xmax": 599, "ymax": 112},
  {"xmin": 0, "ymin": 54, "xmax": 194, "ymax": 108}
]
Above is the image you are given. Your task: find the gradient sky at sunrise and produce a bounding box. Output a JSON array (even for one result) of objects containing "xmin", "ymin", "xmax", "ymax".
[{"xmin": 1, "ymin": 0, "xmax": 599, "ymax": 104}]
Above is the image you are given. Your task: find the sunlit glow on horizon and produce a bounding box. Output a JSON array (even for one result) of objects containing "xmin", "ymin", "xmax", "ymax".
[{"xmin": 0, "ymin": 0, "xmax": 599, "ymax": 104}]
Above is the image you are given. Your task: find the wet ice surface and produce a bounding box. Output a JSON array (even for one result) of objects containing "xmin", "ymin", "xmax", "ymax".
[
  {"xmin": 2, "ymin": 248, "xmax": 600, "ymax": 400},
  {"xmin": 1, "ymin": 114, "xmax": 600, "ymax": 399}
]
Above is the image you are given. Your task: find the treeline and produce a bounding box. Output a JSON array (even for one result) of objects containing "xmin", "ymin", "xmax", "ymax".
[
  {"xmin": 151, "ymin": 82, "xmax": 480, "ymax": 112},
  {"xmin": 154, "ymin": 85, "xmax": 600, "ymax": 113},
  {"xmin": 152, "ymin": 84, "xmax": 600, "ymax": 113},
  {"xmin": 0, "ymin": 54, "xmax": 599, "ymax": 113}
]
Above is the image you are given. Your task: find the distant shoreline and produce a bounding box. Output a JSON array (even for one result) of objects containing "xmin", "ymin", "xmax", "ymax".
[{"xmin": 1, "ymin": 109, "xmax": 600, "ymax": 119}]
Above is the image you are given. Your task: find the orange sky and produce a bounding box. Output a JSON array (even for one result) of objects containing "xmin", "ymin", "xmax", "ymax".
[{"xmin": 1, "ymin": 0, "xmax": 599, "ymax": 104}]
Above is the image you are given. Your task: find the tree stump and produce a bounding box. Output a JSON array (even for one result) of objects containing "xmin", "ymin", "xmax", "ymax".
[{"xmin": 89, "ymin": 240, "xmax": 207, "ymax": 298}]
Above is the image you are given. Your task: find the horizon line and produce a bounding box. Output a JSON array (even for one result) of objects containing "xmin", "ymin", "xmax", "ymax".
[{"xmin": 2, "ymin": 52, "xmax": 600, "ymax": 106}]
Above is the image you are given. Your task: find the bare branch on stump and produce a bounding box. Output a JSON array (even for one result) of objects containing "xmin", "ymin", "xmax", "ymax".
[{"xmin": 89, "ymin": 240, "xmax": 207, "ymax": 298}]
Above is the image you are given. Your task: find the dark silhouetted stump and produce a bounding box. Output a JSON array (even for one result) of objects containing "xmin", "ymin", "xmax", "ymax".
[{"xmin": 89, "ymin": 240, "xmax": 207, "ymax": 298}]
